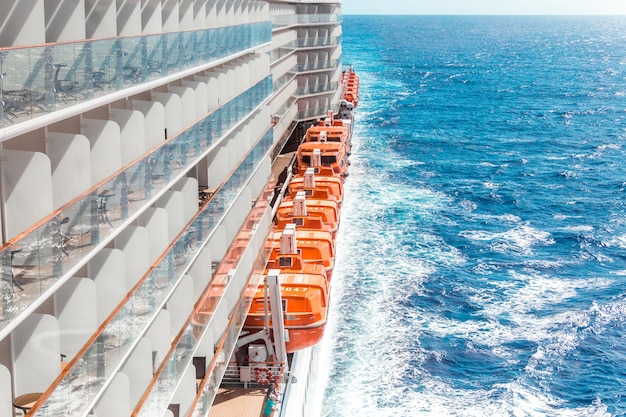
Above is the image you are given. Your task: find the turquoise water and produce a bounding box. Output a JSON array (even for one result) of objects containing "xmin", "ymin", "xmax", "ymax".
[{"xmin": 321, "ymin": 16, "xmax": 626, "ymax": 416}]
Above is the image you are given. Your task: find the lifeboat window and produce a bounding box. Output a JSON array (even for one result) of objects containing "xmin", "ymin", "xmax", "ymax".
[
  {"xmin": 305, "ymin": 189, "xmax": 313, "ymax": 196},
  {"xmin": 301, "ymin": 156, "xmax": 311, "ymax": 164},
  {"xmin": 279, "ymin": 257, "xmax": 292, "ymax": 267},
  {"xmin": 321, "ymin": 156, "xmax": 337, "ymax": 164},
  {"xmin": 294, "ymin": 217, "xmax": 304, "ymax": 226},
  {"xmin": 282, "ymin": 299, "xmax": 288, "ymax": 312}
]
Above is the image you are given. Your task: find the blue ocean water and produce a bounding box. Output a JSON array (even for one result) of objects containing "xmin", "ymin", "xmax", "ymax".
[{"xmin": 320, "ymin": 15, "xmax": 626, "ymax": 417}]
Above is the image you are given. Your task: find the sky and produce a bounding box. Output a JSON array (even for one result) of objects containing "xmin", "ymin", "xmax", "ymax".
[{"xmin": 341, "ymin": 0, "xmax": 626, "ymax": 15}]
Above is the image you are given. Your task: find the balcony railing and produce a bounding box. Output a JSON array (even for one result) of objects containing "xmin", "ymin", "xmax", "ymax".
[
  {"xmin": 268, "ymin": 47, "xmax": 294, "ymax": 64},
  {"xmin": 295, "ymin": 81, "xmax": 337, "ymax": 96},
  {"xmin": 286, "ymin": 35, "xmax": 342, "ymax": 49},
  {"xmin": 270, "ymin": 13, "xmax": 341, "ymax": 27},
  {"xmin": 0, "ymin": 76, "xmax": 273, "ymax": 337},
  {"xmin": 293, "ymin": 59, "xmax": 339, "ymax": 72},
  {"xmin": 0, "ymin": 22, "xmax": 272, "ymax": 128},
  {"xmin": 295, "ymin": 105, "xmax": 337, "ymax": 121}
]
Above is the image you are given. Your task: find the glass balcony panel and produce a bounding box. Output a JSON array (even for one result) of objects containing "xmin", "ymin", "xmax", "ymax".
[
  {"xmin": 91, "ymin": 39, "xmax": 120, "ymax": 93},
  {"xmin": 120, "ymin": 37, "xmax": 145, "ymax": 87},
  {"xmin": 145, "ymin": 35, "xmax": 166, "ymax": 82},
  {"xmin": 1, "ymin": 22, "xmax": 272, "ymax": 128}
]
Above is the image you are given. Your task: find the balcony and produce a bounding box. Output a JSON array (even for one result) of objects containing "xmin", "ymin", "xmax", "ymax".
[
  {"xmin": 0, "ymin": 77, "xmax": 273, "ymax": 338},
  {"xmin": 0, "ymin": 22, "xmax": 272, "ymax": 129},
  {"xmin": 270, "ymin": 13, "xmax": 341, "ymax": 28}
]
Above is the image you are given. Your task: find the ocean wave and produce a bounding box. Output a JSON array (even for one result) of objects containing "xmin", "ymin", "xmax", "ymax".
[{"xmin": 459, "ymin": 224, "xmax": 554, "ymax": 255}]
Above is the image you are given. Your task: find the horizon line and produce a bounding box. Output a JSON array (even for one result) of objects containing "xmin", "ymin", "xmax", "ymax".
[{"xmin": 342, "ymin": 13, "xmax": 626, "ymax": 16}]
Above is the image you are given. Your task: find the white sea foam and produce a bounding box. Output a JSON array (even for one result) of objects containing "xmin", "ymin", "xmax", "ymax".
[
  {"xmin": 459, "ymin": 223, "xmax": 554, "ymax": 255},
  {"xmin": 603, "ymin": 234, "xmax": 626, "ymax": 249}
]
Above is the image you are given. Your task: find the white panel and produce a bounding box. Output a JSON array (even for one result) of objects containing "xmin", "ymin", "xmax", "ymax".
[
  {"xmin": 11, "ymin": 313, "xmax": 60, "ymax": 396},
  {"xmin": 206, "ymin": 0, "xmax": 217, "ymax": 27},
  {"xmin": 141, "ymin": 0, "xmax": 162, "ymax": 33},
  {"xmin": 145, "ymin": 309, "xmax": 171, "ymax": 372},
  {"xmin": 181, "ymin": 80, "xmax": 208, "ymax": 119},
  {"xmin": 0, "ymin": 0, "xmax": 45, "ymax": 47},
  {"xmin": 0, "ymin": 365, "xmax": 11, "ymax": 417},
  {"xmin": 109, "ymin": 108, "xmax": 146, "ymax": 165},
  {"xmin": 189, "ymin": 246, "xmax": 211, "ymax": 300},
  {"xmin": 85, "ymin": 0, "xmax": 117, "ymax": 38},
  {"xmin": 168, "ymin": 86, "xmax": 196, "ymax": 128},
  {"xmin": 88, "ymin": 248, "xmax": 126, "ymax": 324},
  {"xmin": 161, "ymin": 0, "xmax": 179, "ymax": 32},
  {"xmin": 94, "ymin": 372, "xmax": 130, "ymax": 417},
  {"xmin": 120, "ymin": 338, "xmax": 152, "ymax": 409},
  {"xmin": 136, "ymin": 207, "xmax": 169, "ymax": 263},
  {"xmin": 132, "ymin": 100, "xmax": 166, "ymax": 151},
  {"xmin": 116, "ymin": 0, "xmax": 142, "ymax": 36},
  {"xmin": 193, "ymin": 75, "xmax": 218, "ymax": 110},
  {"xmin": 151, "ymin": 92, "xmax": 182, "ymax": 138},
  {"xmin": 1, "ymin": 150, "xmax": 53, "ymax": 240},
  {"xmin": 171, "ymin": 364, "xmax": 196, "ymax": 417},
  {"xmin": 192, "ymin": 0, "xmax": 206, "ymax": 29},
  {"xmin": 45, "ymin": 132, "xmax": 91, "ymax": 209},
  {"xmin": 210, "ymin": 299, "xmax": 228, "ymax": 340},
  {"xmin": 114, "ymin": 226, "xmax": 150, "ymax": 291},
  {"xmin": 227, "ymin": 188, "xmax": 251, "ymax": 243},
  {"xmin": 44, "ymin": 0, "xmax": 86, "ymax": 42},
  {"xmin": 167, "ymin": 274, "xmax": 193, "ymax": 333},
  {"xmin": 53, "ymin": 277, "xmax": 98, "ymax": 359},
  {"xmin": 155, "ymin": 191, "xmax": 185, "ymax": 242},
  {"xmin": 81, "ymin": 118, "xmax": 122, "ymax": 184},
  {"xmin": 208, "ymin": 225, "xmax": 227, "ymax": 261},
  {"xmin": 227, "ymin": 132, "xmax": 245, "ymax": 166},
  {"xmin": 195, "ymin": 328, "xmax": 214, "ymax": 359},
  {"xmin": 208, "ymin": 72, "xmax": 226, "ymax": 104},
  {"xmin": 179, "ymin": 0, "xmax": 193, "ymax": 30},
  {"xmin": 206, "ymin": 146, "xmax": 228, "ymax": 190},
  {"xmin": 172, "ymin": 177, "xmax": 198, "ymax": 225}
]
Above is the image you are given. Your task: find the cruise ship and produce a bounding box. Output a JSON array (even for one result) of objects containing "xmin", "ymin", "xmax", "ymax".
[{"xmin": 0, "ymin": 1, "xmax": 351, "ymax": 416}]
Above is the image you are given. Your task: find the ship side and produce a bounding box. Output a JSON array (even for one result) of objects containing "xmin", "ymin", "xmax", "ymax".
[{"xmin": 0, "ymin": 0, "xmax": 347, "ymax": 416}]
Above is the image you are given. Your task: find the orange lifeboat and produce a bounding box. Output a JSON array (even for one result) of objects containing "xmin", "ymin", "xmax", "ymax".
[
  {"xmin": 305, "ymin": 111, "xmax": 352, "ymax": 155},
  {"xmin": 341, "ymin": 69, "xmax": 360, "ymax": 107},
  {"xmin": 295, "ymin": 142, "xmax": 349, "ymax": 181},
  {"xmin": 288, "ymin": 169, "xmax": 344, "ymax": 206},
  {"xmin": 266, "ymin": 228, "xmax": 335, "ymax": 280},
  {"xmin": 245, "ymin": 271, "xmax": 329, "ymax": 352},
  {"xmin": 245, "ymin": 228, "xmax": 330, "ymax": 352},
  {"xmin": 275, "ymin": 197, "xmax": 339, "ymax": 237},
  {"xmin": 275, "ymin": 191, "xmax": 337, "ymax": 238}
]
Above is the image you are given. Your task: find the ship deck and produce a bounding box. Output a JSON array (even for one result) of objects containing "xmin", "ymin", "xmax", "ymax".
[{"xmin": 208, "ymin": 387, "xmax": 269, "ymax": 417}]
